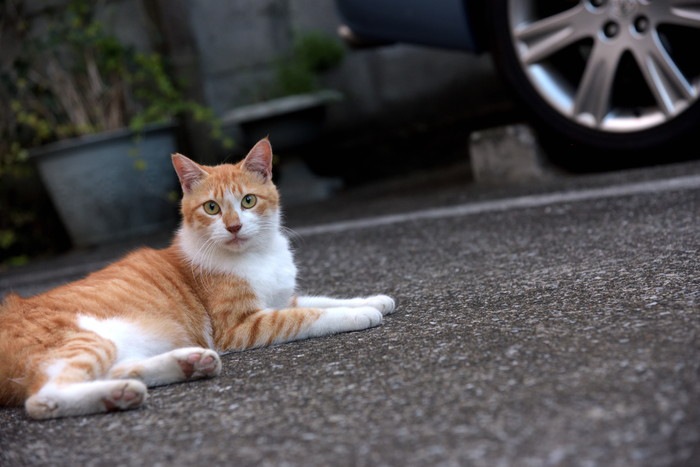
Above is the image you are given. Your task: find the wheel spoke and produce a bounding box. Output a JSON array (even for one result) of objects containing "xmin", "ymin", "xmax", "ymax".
[
  {"xmin": 573, "ymin": 43, "xmax": 618, "ymax": 126},
  {"xmin": 514, "ymin": 4, "xmax": 592, "ymax": 64},
  {"xmin": 665, "ymin": 2, "xmax": 700, "ymax": 29},
  {"xmin": 634, "ymin": 35, "xmax": 695, "ymax": 116}
]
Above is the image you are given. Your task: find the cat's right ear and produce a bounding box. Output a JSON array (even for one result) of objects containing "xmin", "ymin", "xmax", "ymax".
[{"xmin": 172, "ymin": 154, "xmax": 208, "ymax": 193}]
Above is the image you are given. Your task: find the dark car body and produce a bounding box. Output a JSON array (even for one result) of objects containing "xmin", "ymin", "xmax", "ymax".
[{"xmin": 336, "ymin": 0, "xmax": 484, "ymax": 51}]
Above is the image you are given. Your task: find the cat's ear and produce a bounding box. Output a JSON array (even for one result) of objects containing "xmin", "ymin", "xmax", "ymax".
[
  {"xmin": 172, "ymin": 153, "xmax": 208, "ymax": 193},
  {"xmin": 242, "ymin": 138, "xmax": 273, "ymax": 182}
]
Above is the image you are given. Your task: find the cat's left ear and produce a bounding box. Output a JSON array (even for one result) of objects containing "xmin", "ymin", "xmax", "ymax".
[
  {"xmin": 172, "ymin": 153, "xmax": 209, "ymax": 193},
  {"xmin": 242, "ymin": 138, "xmax": 273, "ymax": 182}
]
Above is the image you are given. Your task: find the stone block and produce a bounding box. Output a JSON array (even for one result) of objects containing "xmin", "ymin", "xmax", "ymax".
[{"xmin": 469, "ymin": 124, "xmax": 552, "ymax": 184}]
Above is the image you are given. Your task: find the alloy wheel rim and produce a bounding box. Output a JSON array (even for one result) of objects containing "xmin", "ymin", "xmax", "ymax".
[{"xmin": 508, "ymin": 0, "xmax": 700, "ymax": 133}]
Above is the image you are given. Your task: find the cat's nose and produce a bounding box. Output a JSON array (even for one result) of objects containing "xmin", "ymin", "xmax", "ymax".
[{"xmin": 226, "ymin": 223, "xmax": 242, "ymax": 234}]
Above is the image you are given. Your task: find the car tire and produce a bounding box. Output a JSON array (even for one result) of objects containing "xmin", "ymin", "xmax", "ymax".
[{"xmin": 485, "ymin": 0, "xmax": 700, "ymax": 170}]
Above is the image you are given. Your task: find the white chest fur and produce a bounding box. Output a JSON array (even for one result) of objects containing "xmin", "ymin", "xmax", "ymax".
[
  {"xmin": 226, "ymin": 233, "xmax": 297, "ymax": 308},
  {"xmin": 178, "ymin": 227, "xmax": 297, "ymax": 309}
]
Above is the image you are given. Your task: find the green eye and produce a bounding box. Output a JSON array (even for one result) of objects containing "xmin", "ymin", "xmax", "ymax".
[
  {"xmin": 203, "ymin": 200, "xmax": 220, "ymax": 215},
  {"xmin": 241, "ymin": 194, "xmax": 257, "ymax": 209}
]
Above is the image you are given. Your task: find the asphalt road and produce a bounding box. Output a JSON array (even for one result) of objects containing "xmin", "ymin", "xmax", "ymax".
[{"xmin": 1, "ymin": 157, "xmax": 699, "ymax": 467}]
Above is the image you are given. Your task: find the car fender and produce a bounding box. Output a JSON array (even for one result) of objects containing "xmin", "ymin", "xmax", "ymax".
[{"xmin": 334, "ymin": 0, "xmax": 485, "ymax": 52}]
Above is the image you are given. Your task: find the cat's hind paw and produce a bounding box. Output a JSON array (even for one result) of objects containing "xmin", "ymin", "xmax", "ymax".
[
  {"xmin": 174, "ymin": 348, "xmax": 222, "ymax": 380},
  {"xmin": 25, "ymin": 394, "xmax": 59, "ymax": 420},
  {"xmin": 364, "ymin": 295, "xmax": 396, "ymax": 315},
  {"xmin": 103, "ymin": 380, "xmax": 148, "ymax": 412},
  {"xmin": 25, "ymin": 379, "xmax": 148, "ymax": 419}
]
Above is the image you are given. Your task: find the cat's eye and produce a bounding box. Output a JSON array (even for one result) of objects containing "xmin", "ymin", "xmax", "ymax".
[
  {"xmin": 241, "ymin": 194, "xmax": 257, "ymax": 209},
  {"xmin": 203, "ymin": 200, "xmax": 220, "ymax": 215}
]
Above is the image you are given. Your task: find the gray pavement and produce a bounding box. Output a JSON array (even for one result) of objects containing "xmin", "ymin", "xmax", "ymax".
[{"xmin": 1, "ymin": 158, "xmax": 699, "ymax": 466}]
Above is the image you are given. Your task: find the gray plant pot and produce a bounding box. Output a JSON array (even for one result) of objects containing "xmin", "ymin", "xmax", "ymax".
[
  {"xmin": 222, "ymin": 90, "xmax": 342, "ymax": 150},
  {"xmin": 29, "ymin": 122, "xmax": 179, "ymax": 248}
]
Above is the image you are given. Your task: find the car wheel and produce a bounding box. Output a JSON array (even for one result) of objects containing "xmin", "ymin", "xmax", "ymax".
[{"xmin": 487, "ymin": 0, "xmax": 700, "ymax": 169}]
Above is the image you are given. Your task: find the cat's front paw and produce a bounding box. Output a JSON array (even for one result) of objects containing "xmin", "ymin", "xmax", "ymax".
[
  {"xmin": 351, "ymin": 306, "xmax": 384, "ymax": 328},
  {"xmin": 364, "ymin": 295, "xmax": 396, "ymax": 315},
  {"xmin": 308, "ymin": 306, "xmax": 383, "ymax": 337}
]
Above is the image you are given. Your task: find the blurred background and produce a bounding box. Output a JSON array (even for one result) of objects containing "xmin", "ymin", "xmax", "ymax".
[
  {"xmin": 2, "ymin": 0, "xmax": 698, "ymax": 265},
  {"xmin": 1, "ymin": 0, "xmax": 513, "ymax": 265}
]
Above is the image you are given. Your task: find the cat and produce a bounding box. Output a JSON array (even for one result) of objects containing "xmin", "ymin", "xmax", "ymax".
[{"xmin": 0, "ymin": 137, "xmax": 395, "ymax": 420}]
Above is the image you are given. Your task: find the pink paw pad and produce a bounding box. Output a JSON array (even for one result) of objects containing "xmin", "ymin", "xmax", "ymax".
[
  {"xmin": 178, "ymin": 351, "xmax": 221, "ymax": 379},
  {"xmin": 103, "ymin": 383, "xmax": 145, "ymax": 412}
]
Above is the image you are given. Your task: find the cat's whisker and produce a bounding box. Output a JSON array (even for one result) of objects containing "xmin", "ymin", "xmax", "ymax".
[
  {"xmin": 279, "ymin": 225, "xmax": 304, "ymax": 243},
  {"xmin": 189, "ymin": 236, "xmax": 219, "ymax": 289},
  {"xmin": 194, "ymin": 238, "xmax": 220, "ymax": 290}
]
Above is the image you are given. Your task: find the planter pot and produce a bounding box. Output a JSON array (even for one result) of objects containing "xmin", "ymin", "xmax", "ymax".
[
  {"xmin": 29, "ymin": 122, "xmax": 179, "ymax": 248},
  {"xmin": 221, "ymin": 91, "xmax": 345, "ymax": 203},
  {"xmin": 222, "ymin": 90, "xmax": 342, "ymax": 150}
]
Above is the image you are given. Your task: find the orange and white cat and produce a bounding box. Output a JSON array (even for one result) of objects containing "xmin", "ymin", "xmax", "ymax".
[{"xmin": 0, "ymin": 138, "xmax": 395, "ymax": 420}]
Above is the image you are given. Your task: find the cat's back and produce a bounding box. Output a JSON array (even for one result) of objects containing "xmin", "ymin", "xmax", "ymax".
[
  {"xmin": 0, "ymin": 245, "xmax": 201, "ymax": 327},
  {"xmin": 54, "ymin": 246, "xmax": 201, "ymax": 317}
]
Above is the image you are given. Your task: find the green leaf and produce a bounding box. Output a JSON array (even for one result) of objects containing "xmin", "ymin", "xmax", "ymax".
[
  {"xmin": 0, "ymin": 230, "xmax": 17, "ymax": 249},
  {"xmin": 133, "ymin": 159, "xmax": 147, "ymax": 171}
]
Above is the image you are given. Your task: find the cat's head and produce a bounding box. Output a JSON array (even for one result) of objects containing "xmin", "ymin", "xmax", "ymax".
[{"xmin": 172, "ymin": 138, "xmax": 280, "ymax": 254}]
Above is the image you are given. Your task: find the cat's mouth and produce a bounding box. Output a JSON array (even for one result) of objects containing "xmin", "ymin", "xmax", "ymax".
[{"xmin": 224, "ymin": 236, "xmax": 246, "ymax": 248}]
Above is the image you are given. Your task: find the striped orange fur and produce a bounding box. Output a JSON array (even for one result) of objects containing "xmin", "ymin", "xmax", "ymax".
[{"xmin": 0, "ymin": 138, "xmax": 395, "ymax": 420}]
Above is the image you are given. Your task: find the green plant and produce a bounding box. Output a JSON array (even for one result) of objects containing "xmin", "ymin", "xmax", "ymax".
[
  {"xmin": 5, "ymin": 0, "xmax": 231, "ymax": 148},
  {"xmin": 269, "ymin": 30, "xmax": 345, "ymax": 98},
  {"xmin": 0, "ymin": 0, "xmax": 231, "ymax": 265}
]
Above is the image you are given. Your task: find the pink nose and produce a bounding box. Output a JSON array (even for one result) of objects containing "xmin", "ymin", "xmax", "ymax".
[{"xmin": 226, "ymin": 223, "xmax": 242, "ymax": 234}]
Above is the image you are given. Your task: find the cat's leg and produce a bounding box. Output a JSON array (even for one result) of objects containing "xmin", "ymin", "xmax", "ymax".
[
  {"xmin": 302, "ymin": 306, "xmax": 385, "ymax": 338},
  {"xmin": 25, "ymin": 379, "xmax": 147, "ymax": 420},
  {"xmin": 23, "ymin": 331, "xmax": 148, "ymax": 419},
  {"xmin": 222, "ymin": 305, "xmax": 386, "ymax": 350},
  {"xmin": 293, "ymin": 294, "xmax": 396, "ymax": 315},
  {"xmin": 108, "ymin": 347, "xmax": 221, "ymax": 387}
]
